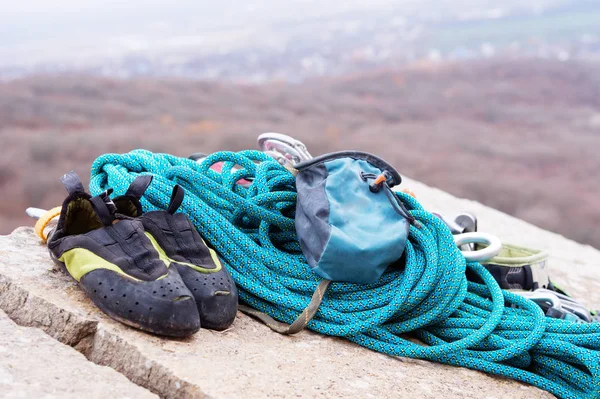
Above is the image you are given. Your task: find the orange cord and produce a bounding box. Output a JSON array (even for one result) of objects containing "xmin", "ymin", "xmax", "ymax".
[
  {"xmin": 34, "ymin": 206, "xmax": 62, "ymax": 243},
  {"xmin": 373, "ymin": 174, "xmax": 387, "ymax": 186}
]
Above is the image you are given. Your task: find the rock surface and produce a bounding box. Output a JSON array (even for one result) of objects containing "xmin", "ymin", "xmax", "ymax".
[
  {"xmin": 0, "ymin": 309, "xmax": 156, "ymax": 399},
  {"xmin": 1, "ymin": 177, "xmax": 599, "ymax": 398}
]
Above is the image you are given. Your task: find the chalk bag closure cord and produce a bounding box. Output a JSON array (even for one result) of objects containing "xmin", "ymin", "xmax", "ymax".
[{"xmin": 360, "ymin": 170, "xmax": 417, "ymax": 226}]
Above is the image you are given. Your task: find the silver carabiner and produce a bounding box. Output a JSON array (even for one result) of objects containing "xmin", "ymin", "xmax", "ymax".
[
  {"xmin": 26, "ymin": 207, "xmax": 48, "ymax": 219},
  {"xmin": 263, "ymin": 140, "xmax": 304, "ymax": 165},
  {"xmin": 517, "ymin": 290, "xmax": 562, "ymax": 309},
  {"xmin": 453, "ymin": 232, "xmax": 502, "ymax": 262},
  {"xmin": 433, "ymin": 211, "xmax": 478, "ymax": 252},
  {"xmin": 515, "ymin": 290, "xmax": 588, "ymax": 322},
  {"xmin": 433, "ymin": 212, "xmax": 477, "ymax": 235},
  {"xmin": 257, "ymin": 133, "xmax": 312, "ymax": 167},
  {"xmin": 532, "ymin": 289, "xmax": 592, "ymax": 322}
]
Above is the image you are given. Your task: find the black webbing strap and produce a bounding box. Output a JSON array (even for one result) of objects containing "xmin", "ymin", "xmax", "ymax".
[
  {"xmin": 60, "ymin": 171, "xmax": 85, "ymax": 195},
  {"xmin": 239, "ymin": 279, "xmax": 331, "ymax": 335},
  {"xmin": 125, "ymin": 175, "xmax": 153, "ymax": 199},
  {"xmin": 164, "ymin": 185, "xmax": 195, "ymax": 261},
  {"xmin": 90, "ymin": 190, "xmax": 115, "ymax": 226},
  {"xmin": 167, "ymin": 185, "xmax": 184, "ymax": 214}
]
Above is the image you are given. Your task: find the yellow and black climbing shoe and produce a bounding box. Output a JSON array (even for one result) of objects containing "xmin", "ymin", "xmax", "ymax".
[
  {"xmin": 122, "ymin": 180, "xmax": 238, "ymax": 331},
  {"xmin": 47, "ymin": 171, "xmax": 201, "ymax": 337}
]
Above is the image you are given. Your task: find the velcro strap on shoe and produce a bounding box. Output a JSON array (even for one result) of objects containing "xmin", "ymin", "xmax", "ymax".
[{"xmin": 90, "ymin": 190, "xmax": 116, "ymax": 226}]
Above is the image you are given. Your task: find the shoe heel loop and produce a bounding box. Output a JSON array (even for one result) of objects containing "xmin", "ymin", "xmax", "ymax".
[
  {"xmin": 167, "ymin": 185, "xmax": 185, "ymax": 214},
  {"xmin": 60, "ymin": 171, "xmax": 85, "ymax": 195},
  {"xmin": 125, "ymin": 175, "xmax": 154, "ymax": 199}
]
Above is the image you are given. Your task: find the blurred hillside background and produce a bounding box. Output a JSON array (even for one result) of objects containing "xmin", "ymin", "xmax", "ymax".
[{"xmin": 1, "ymin": 0, "xmax": 600, "ymax": 248}]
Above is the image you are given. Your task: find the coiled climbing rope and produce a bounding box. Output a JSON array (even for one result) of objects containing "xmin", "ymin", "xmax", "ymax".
[{"xmin": 90, "ymin": 149, "xmax": 600, "ymax": 399}]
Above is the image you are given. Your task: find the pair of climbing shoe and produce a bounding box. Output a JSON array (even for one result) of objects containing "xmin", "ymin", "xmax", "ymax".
[{"xmin": 46, "ymin": 171, "xmax": 238, "ymax": 337}]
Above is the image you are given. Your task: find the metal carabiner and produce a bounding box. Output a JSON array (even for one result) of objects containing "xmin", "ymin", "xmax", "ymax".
[
  {"xmin": 532, "ymin": 289, "xmax": 592, "ymax": 322},
  {"xmin": 258, "ymin": 132, "xmax": 312, "ymax": 159},
  {"xmin": 262, "ymin": 140, "xmax": 304, "ymax": 166},
  {"xmin": 516, "ymin": 290, "xmax": 587, "ymax": 323},
  {"xmin": 453, "ymin": 232, "xmax": 502, "ymax": 262},
  {"xmin": 262, "ymin": 150, "xmax": 292, "ymax": 167},
  {"xmin": 517, "ymin": 290, "xmax": 562, "ymax": 309},
  {"xmin": 257, "ymin": 133, "xmax": 312, "ymax": 167},
  {"xmin": 433, "ymin": 212, "xmax": 477, "ymax": 235},
  {"xmin": 26, "ymin": 207, "xmax": 48, "ymax": 219}
]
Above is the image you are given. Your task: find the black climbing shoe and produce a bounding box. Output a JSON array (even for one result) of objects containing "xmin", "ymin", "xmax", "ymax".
[
  {"xmin": 47, "ymin": 171, "xmax": 201, "ymax": 337},
  {"xmin": 119, "ymin": 177, "xmax": 238, "ymax": 330}
]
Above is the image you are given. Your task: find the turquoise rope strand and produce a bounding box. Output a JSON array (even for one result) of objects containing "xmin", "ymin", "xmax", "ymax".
[{"xmin": 90, "ymin": 149, "xmax": 600, "ymax": 399}]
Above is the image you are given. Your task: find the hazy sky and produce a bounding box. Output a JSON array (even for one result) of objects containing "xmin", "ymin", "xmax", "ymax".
[
  {"xmin": 0, "ymin": 0, "xmax": 413, "ymax": 65},
  {"xmin": 0, "ymin": 0, "xmax": 401, "ymax": 38},
  {"xmin": 0, "ymin": 0, "xmax": 569, "ymax": 66}
]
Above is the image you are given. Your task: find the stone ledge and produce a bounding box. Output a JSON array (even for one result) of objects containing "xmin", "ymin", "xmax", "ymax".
[
  {"xmin": 0, "ymin": 308, "xmax": 156, "ymax": 399},
  {"xmin": 2, "ymin": 178, "xmax": 598, "ymax": 398}
]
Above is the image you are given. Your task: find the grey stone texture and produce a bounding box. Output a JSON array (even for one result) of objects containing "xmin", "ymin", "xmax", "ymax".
[{"xmin": 0, "ymin": 308, "xmax": 156, "ymax": 398}]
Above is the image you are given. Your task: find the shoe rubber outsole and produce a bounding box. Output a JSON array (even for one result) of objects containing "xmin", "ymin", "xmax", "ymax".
[
  {"xmin": 50, "ymin": 250, "xmax": 201, "ymax": 337},
  {"xmin": 173, "ymin": 261, "xmax": 238, "ymax": 331},
  {"xmin": 139, "ymin": 210, "xmax": 239, "ymax": 331}
]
